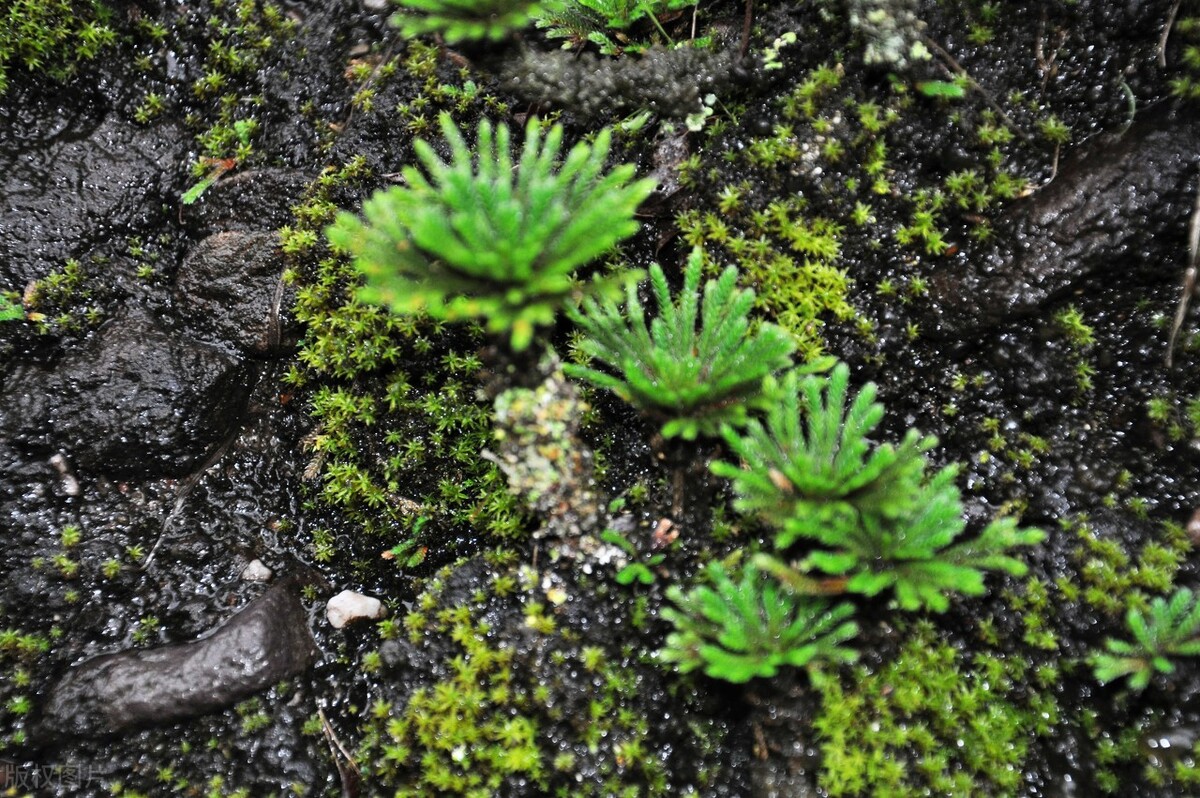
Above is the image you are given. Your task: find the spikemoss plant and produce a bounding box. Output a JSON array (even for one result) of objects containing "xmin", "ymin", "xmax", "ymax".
[
  {"xmin": 565, "ymin": 248, "xmax": 799, "ymax": 439},
  {"xmin": 1092, "ymin": 587, "xmax": 1200, "ymax": 690},
  {"xmin": 391, "ymin": 0, "xmax": 541, "ymax": 42},
  {"xmin": 713, "ymin": 363, "xmax": 1044, "ymax": 612},
  {"xmin": 659, "ymin": 560, "xmax": 858, "ymax": 683},
  {"xmin": 535, "ymin": 0, "xmax": 700, "ymax": 54},
  {"xmin": 327, "ymin": 113, "xmax": 656, "ymax": 351}
]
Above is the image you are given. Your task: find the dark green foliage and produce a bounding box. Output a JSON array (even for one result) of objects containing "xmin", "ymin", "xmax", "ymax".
[
  {"xmin": 0, "ymin": 0, "xmax": 116, "ymax": 94},
  {"xmin": 659, "ymin": 561, "xmax": 858, "ymax": 683},
  {"xmin": 814, "ymin": 620, "xmax": 1059, "ymax": 796},
  {"xmin": 1092, "ymin": 587, "xmax": 1200, "ymax": 690},
  {"xmin": 565, "ymin": 248, "xmax": 798, "ymax": 440},
  {"xmin": 713, "ymin": 364, "xmax": 1044, "ymax": 612},
  {"xmin": 327, "ymin": 114, "xmax": 655, "ymax": 351},
  {"xmin": 712, "ymin": 363, "xmax": 933, "ymax": 529},
  {"xmin": 536, "ymin": 0, "xmax": 699, "ymax": 54},
  {"xmin": 391, "ymin": 0, "xmax": 540, "ymax": 42}
]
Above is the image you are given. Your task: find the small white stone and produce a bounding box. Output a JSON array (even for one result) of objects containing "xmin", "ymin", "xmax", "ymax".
[
  {"xmin": 49, "ymin": 453, "xmax": 81, "ymax": 497},
  {"xmin": 326, "ymin": 590, "xmax": 385, "ymax": 629},
  {"xmin": 240, "ymin": 559, "xmax": 273, "ymax": 582}
]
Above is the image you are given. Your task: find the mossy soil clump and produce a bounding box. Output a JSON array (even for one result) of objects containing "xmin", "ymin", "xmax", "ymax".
[{"xmin": 2, "ymin": 0, "xmax": 1200, "ymax": 796}]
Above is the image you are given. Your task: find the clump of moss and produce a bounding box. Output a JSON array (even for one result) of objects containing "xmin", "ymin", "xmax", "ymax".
[
  {"xmin": 357, "ymin": 554, "xmax": 737, "ymax": 796},
  {"xmin": 489, "ymin": 367, "xmax": 607, "ymax": 543},
  {"xmin": 1167, "ymin": 15, "xmax": 1200, "ymax": 101},
  {"xmin": 0, "ymin": 0, "xmax": 116, "ymax": 94},
  {"xmin": 812, "ymin": 619, "xmax": 1059, "ymax": 796},
  {"xmin": 1089, "ymin": 706, "xmax": 1200, "ymax": 793},
  {"xmin": 281, "ymin": 156, "xmax": 527, "ymax": 571},
  {"xmin": 1056, "ymin": 514, "xmax": 1191, "ymax": 618},
  {"xmin": 0, "ymin": 626, "xmax": 52, "ymax": 748}
]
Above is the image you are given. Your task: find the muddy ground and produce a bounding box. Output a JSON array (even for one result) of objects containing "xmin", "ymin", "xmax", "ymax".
[{"xmin": 2, "ymin": 0, "xmax": 1200, "ymax": 796}]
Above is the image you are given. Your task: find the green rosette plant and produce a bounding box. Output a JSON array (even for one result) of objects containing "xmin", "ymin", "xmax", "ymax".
[
  {"xmin": 659, "ymin": 560, "xmax": 859, "ymax": 683},
  {"xmin": 391, "ymin": 0, "xmax": 541, "ymax": 42},
  {"xmin": 327, "ymin": 113, "xmax": 656, "ymax": 351},
  {"xmin": 1092, "ymin": 587, "xmax": 1200, "ymax": 690},
  {"xmin": 711, "ymin": 363, "xmax": 934, "ymax": 530},
  {"xmin": 564, "ymin": 248, "xmax": 799, "ymax": 439},
  {"xmin": 713, "ymin": 363, "xmax": 1045, "ymax": 612}
]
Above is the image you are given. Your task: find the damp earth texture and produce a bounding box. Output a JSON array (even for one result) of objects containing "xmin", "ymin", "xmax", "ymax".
[{"xmin": 3, "ymin": 1, "xmax": 1200, "ymax": 796}]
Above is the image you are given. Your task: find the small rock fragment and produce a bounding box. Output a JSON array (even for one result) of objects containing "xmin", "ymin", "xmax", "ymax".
[
  {"xmin": 1188, "ymin": 508, "xmax": 1200, "ymax": 545},
  {"xmin": 37, "ymin": 577, "xmax": 317, "ymax": 739},
  {"xmin": 241, "ymin": 559, "xmax": 273, "ymax": 582},
  {"xmin": 326, "ymin": 590, "xmax": 385, "ymax": 628},
  {"xmin": 49, "ymin": 452, "xmax": 80, "ymax": 497}
]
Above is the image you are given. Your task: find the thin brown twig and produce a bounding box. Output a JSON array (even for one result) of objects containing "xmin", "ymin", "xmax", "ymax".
[
  {"xmin": 740, "ymin": 0, "xmax": 753, "ymax": 59},
  {"xmin": 320, "ymin": 707, "xmax": 362, "ymax": 798},
  {"xmin": 1166, "ymin": 175, "xmax": 1200, "ymax": 367},
  {"xmin": 921, "ymin": 34, "xmax": 1031, "ymax": 141},
  {"xmin": 1160, "ymin": 0, "xmax": 1183, "ymax": 68}
]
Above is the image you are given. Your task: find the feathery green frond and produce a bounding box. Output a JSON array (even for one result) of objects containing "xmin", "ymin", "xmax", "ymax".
[
  {"xmin": 659, "ymin": 561, "xmax": 859, "ymax": 683},
  {"xmin": 326, "ymin": 114, "xmax": 656, "ymax": 350},
  {"xmin": 392, "ymin": 0, "xmax": 540, "ymax": 42},
  {"xmin": 804, "ymin": 472, "xmax": 1046, "ymax": 612},
  {"xmin": 1092, "ymin": 587, "xmax": 1200, "ymax": 690},
  {"xmin": 713, "ymin": 363, "xmax": 1045, "ymax": 612},
  {"xmin": 535, "ymin": 0, "xmax": 699, "ymax": 53},
  {"xmin": 564, "ymin": 248, "xmax": 798, "ymax": 439},
  {"xmin": 711, "ymin": 363, "xmax": 933, "ymax": 530}
]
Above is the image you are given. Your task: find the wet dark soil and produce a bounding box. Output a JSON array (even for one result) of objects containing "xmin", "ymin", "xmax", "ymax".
[{"xmin": 2, "ymin": 0, "xmax": 1200, "ymax": 796}]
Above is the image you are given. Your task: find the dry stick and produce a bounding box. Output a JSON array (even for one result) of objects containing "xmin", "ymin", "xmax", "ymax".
[
  {"xmin": 270, "ymin": 266, "xmax": 287, "ymax": 351},
  {"xmin": 1034, "ymin": 11, "xmax": 1066, "ymax": 95},
  {"xmin": 319, "ymin": 707, "xmax": 362, "ymax": 798},
  {"xmin": 337, "ymin": 39, "xmax": 398, "ymax": 140},
  {"xmin": 142, "ymin": 429, "xmax": 240, "ymax": 568},
  {"xmin": 1166, "ymin": 176, "xmax": 1200, "ymax": 368},
  {"xmin": 1042, "ymin": 141, "xmax": 1062, "ymax": 190},
  {"xmin": 740, "ymin": 0, "xmax": 753, "ymax": 59},
  {"xmin": 921, "ymin": 35, "xmax": 1031, "ymax": 142},
  {"xmin": 1160, "ymin": 0, "xmax": 1183, "ymax": 68}
]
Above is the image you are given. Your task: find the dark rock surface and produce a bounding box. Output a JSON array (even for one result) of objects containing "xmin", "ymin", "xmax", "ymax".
[
  {"xmin": 180, "ymin": 169, "xmax": 314, "ymax": 238},
  {"xmin": 0, "ymin": 97, "xmax": 183, "ymax": 288},
  {"xmin": 36, "ymin": 576, "xmax": 318, "ymax": 740},
  {"xmin": 175, "ymin": 230, "xmax": 295, "ymax": 355},
  {"xmin": 0, "ymin": 313, "xmax": 250, "ymax": 478},
  {"xmin": 929, "ymin": 106, "xmax": 1200, "ymax": 333}
]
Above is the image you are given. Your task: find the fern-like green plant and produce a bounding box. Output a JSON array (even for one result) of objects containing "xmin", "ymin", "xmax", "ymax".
[
  {"xmin": 326, "ymin": 114, "xmax": 656, "ymax": 351},
  {"xmin": 659, "ymin": 561, "xmax": 859, "ymax": 683},
  {"xmin": 713, "ymin": 363, "xmax": 1045, "ymax": 612},
  {"xmin": 564, "ymin": 248, "xmax": 799, "ymax": 439},
  {"xmin": 1092, "ymin": 587, "xmax": 1200, "ymax": 690},
  {"xmin": 536, "ymin": 0, "xmax": 699, "ymax": 53},
  {"xmin": 712, "ymin": 364, "xmax": 933, "ymax": 530},
  {"xmin": 391, "ymin": 0, "xmax": 540, "ymax": 42}
]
